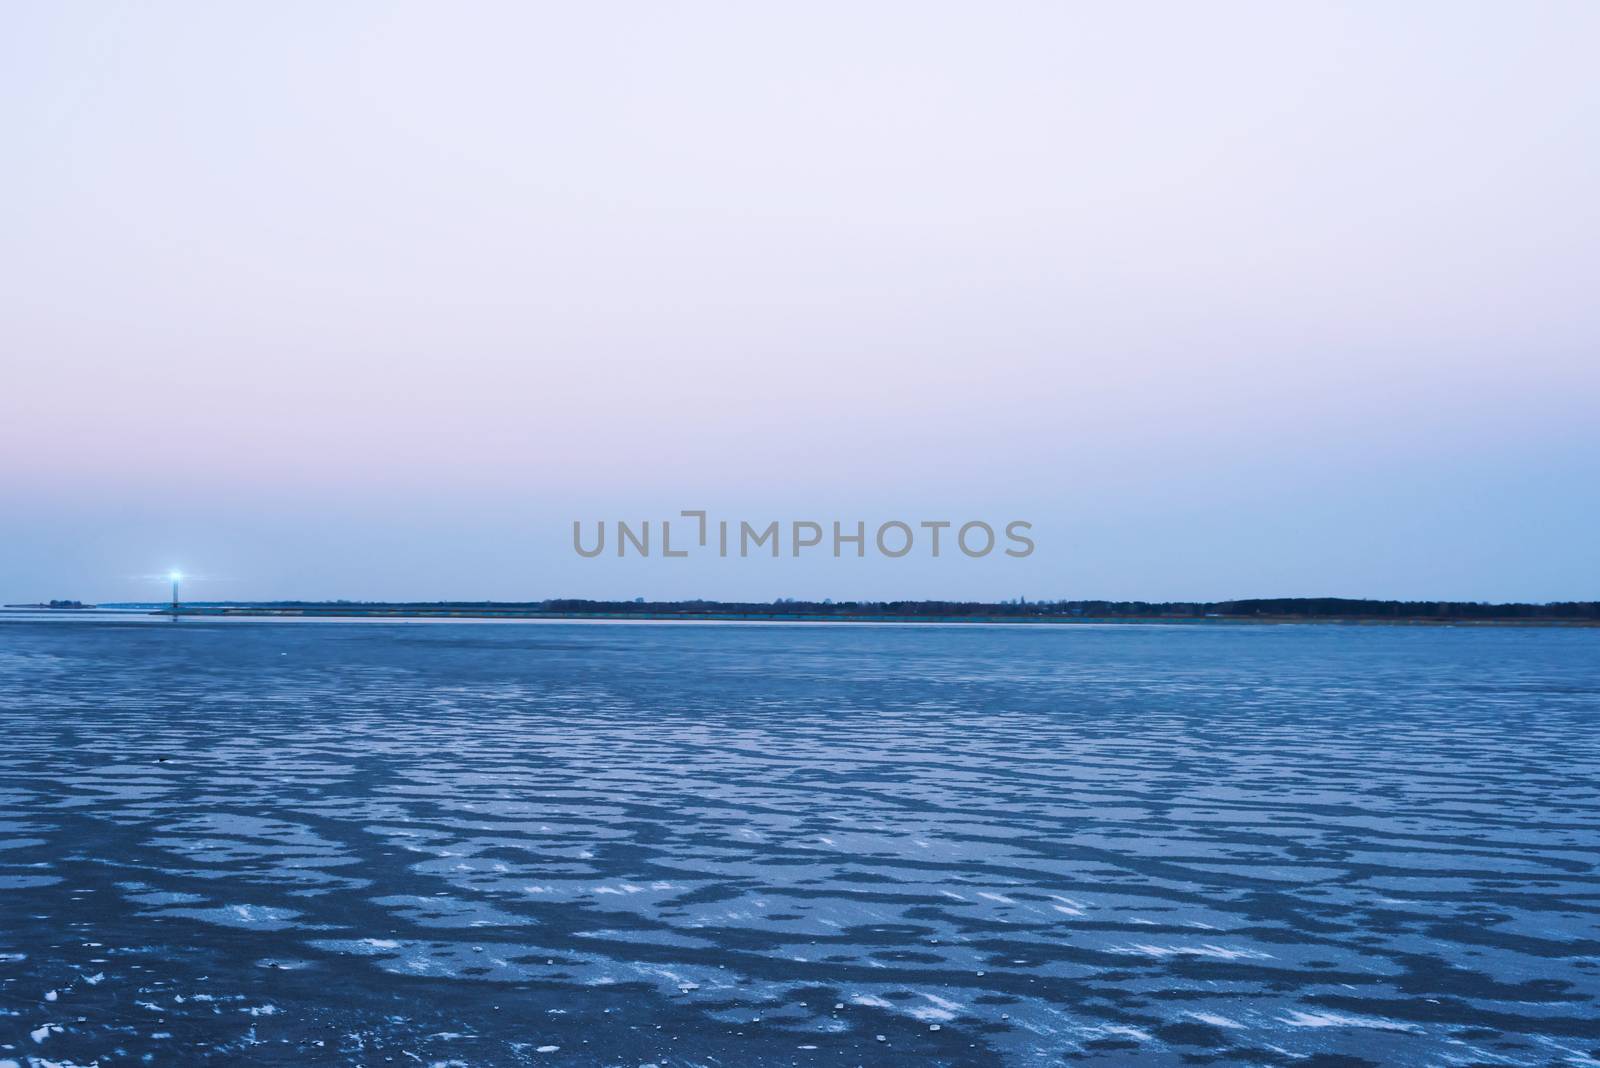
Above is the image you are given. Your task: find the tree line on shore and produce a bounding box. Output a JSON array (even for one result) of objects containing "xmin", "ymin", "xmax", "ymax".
[
  {"xmin": 155, "ymin": 598, "xmax": 1600, "ymax": 620},
  {"xmin": 539, "ymin": 598, "xmax": 1600, "ymax": 620}
]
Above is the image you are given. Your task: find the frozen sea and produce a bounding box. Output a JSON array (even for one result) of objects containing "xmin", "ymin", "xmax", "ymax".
[{"xmin": 1, "ymin": 617, "xmax": 1598, "ymax": 1066}]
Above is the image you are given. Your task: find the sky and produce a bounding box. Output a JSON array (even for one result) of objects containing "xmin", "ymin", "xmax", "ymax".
[{"xmin": 3, "ymin": 2, "xmax": 1597, "ymax": 604}]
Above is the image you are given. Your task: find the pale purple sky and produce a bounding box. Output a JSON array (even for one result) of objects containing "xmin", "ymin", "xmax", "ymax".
[{"xmin": 4, "ymin": 2, "xmax": 1597, "ymax": 603}]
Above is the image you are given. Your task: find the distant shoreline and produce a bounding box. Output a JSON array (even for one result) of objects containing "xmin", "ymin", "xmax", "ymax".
[
  {"xmin": 166, "ymin": 610, "xmax": 1599, "ymax": 627},
  {"xmin": 8, "ymin": 597, "xmax": 1598, "ymax": 627},
  {"xmin": 35, "ymin": 597, "xmax": 1592, "ymax": 627}
]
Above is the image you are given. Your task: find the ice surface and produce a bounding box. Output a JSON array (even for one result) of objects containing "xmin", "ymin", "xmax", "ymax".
[{"xmin": 0, "ymin": 620, "xmax": 1597, "ymax": 1065}]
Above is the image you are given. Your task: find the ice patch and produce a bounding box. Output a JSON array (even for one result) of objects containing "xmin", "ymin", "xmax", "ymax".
[
  {"xmin": 1114, "ymin": 943, "xmax": 1273, "ymax": 961},
  {"xmin": 851, "ymin": 995, "xmax": 893, "ymax": 1009},
  {"xmin": 907, "ymin": 992, "xmax": 963, "ymax": 1023},
  {"xmin": 1279, "ymin": 1009, "xmax": 1415, "ymax": 1032},
  {"xmin": 160, "ymin": 904, "xmax": 300, "ymax": 930},
  {"xmin": 1089, "ymin": 1024, "xmax": 1152, "ymax": 1042}
]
